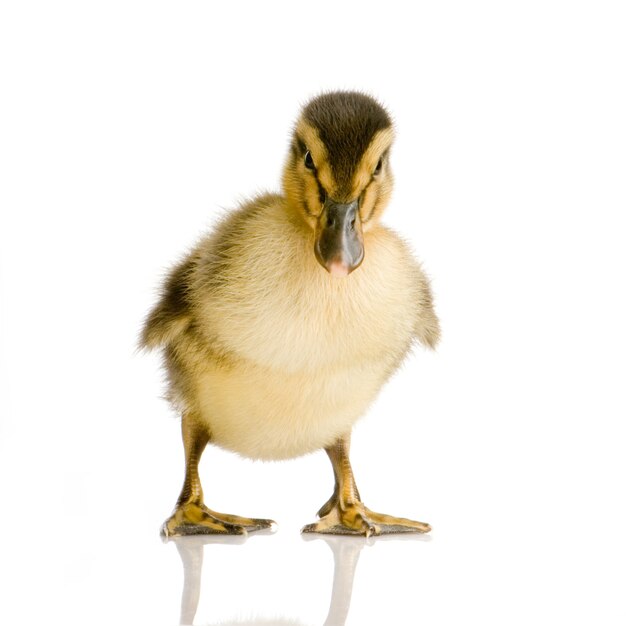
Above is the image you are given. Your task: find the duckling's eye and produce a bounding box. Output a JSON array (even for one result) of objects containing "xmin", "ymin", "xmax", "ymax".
[
  {"xmin": 374, "ymin": 158, "xmax": 383, "ymax": 175},
  {"xmin": 304, "ymin": 150, "xmax": 315, "ymax": 170}
]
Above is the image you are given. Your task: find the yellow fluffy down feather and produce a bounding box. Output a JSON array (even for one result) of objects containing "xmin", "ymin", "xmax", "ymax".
[
  {"xmin": 142, "ymin": 193, "xmax": 439, "ymax": 460},
  {"xmin": 142, "ymin": 91, "xmax": 439, "ymax": 462}
]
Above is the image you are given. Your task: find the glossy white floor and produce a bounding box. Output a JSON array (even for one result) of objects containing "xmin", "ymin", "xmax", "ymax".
[
  {"xmin": 1, "ymin": 2, "xmax": 625, "ymax": 624},
  {"xmin": 2, "ymin": 315, "xmax": 625, "ymax": 624}
]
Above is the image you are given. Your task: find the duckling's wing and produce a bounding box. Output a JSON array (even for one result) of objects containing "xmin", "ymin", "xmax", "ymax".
[
  {"xmin": 413, "ymin": 263, "xmax": 441, "ymax": 350},
  {"xmin": 140, "ymin": 255, "xmax": 195, "ymax": 350}
]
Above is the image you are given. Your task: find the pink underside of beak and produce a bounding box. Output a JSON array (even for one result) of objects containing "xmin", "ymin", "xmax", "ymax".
[{"xmin": 329, "ymin": 260, "xmax": 350, "ymax": 278}]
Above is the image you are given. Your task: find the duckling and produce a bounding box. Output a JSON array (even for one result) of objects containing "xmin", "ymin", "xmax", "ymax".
[{"xmin": 141, "ymin": 91, "xmax": 440, "ymax": 538}]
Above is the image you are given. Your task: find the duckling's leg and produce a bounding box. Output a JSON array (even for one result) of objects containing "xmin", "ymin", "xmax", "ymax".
[
  {"xmin": 302, "ymin": 435, "xmax": 431, "ymax": 536},
  {"xmin": 162, "ymin": 412, "xmax": 276, "ymax": 538}
]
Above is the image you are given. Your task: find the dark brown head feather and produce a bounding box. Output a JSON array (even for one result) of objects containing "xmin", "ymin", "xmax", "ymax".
[{"xmin": 302, "ymin": 91, "xmax": 392, "ymax": 194}]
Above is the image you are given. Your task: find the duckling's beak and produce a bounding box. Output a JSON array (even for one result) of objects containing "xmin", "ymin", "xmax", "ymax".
[{"xmin": 314, "ymin": 199, "xmax": 364, "ymax": 277}]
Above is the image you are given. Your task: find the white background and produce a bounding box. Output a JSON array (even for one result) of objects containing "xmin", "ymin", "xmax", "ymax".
[{"xmin": 1, "ymin": 1, "xmax": 625, "ymax": 624}]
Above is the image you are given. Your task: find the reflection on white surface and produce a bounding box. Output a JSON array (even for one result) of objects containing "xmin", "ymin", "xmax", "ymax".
[
  {"xmin": 170, "ymin": 533, "xmax": 429, "ymax": 626},
  {"xmin": 318, "ymin": 536, "xmax": 362, "ymax": 626}
]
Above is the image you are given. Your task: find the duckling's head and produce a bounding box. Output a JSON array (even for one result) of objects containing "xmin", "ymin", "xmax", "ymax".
[{"xmin": 282, "ymin": 91, "xmax": 394, "ymax": 277}]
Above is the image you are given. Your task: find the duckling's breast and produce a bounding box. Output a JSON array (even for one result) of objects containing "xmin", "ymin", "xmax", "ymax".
[
  {"xmin": 200, "ymin": 207, "xmax": 417, "ymax": 374},
  {"xmin": 191, "ymin": 205, "xmax": 419, "ymax": 459}
]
